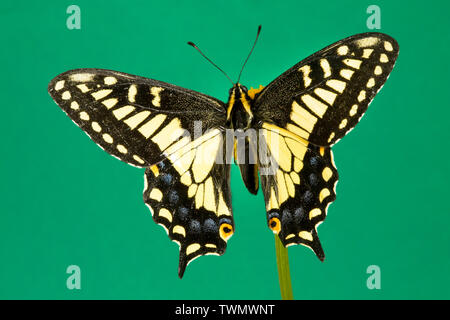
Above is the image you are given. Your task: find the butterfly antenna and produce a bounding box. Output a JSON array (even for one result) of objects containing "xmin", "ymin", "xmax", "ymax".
[
  {"xmin": 236, "ymin": 25, "xmax": 262, "ymax": 84},
  {"xmin": 187, "ymin": 41, "xmax": 234, "ymax": 85}
]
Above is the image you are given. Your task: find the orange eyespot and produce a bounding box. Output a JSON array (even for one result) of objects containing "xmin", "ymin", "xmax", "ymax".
[
  {"xmin": 219, "ymin": 223, "xmax": 234, "ymax": 241},
  {"xmin": 268, "ymin": 217, "xmax": 281, "ymax": 234}
]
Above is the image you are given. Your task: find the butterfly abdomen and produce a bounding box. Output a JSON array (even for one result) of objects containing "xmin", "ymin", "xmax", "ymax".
[{"xmin": 233, "ymin": 133, "xmax": 259, "ymax": 195}]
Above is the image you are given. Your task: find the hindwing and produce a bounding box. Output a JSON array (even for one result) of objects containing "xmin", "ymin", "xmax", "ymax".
[
  {"xmin": 143, "ymin": 131, "xmax": 234, "ymax": 277},
  {"xmin": 258, "ymin": 123, "xmax": 338, "ymax": 257}
]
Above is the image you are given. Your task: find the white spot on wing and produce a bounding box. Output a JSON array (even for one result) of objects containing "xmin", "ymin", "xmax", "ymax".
[
  {"xmin": 380, "ymin": 54, "xmax": 389, "ymax": 63},
  {"xmin": 362, "ymin": 48, "xmax": 374, "ymax": 59},
  {"xmin": 117, "ymin": 144, "xmax": 127, "ymax": 154},
  {"xmin": 340, "ymin": 69, "xmax": 354, "ymax": 80},
  {"xmin": 384, "ymin": 41, "xmax": 394, "ymax": 52},
  {"xmin": 91, "ymin": 122, "xmax": 101, "ymax": 132},
  {"xmin": 102, "ymin": 133, "xmax": 113, "ymax": 144},
  {"xmin": 357, "ymin": 90, "xmax": 366, "ymax": 102},
  {"xmin": 70, "ymin": 101, "xmax": 80, "ymax": 110},
  {"xmin": 104, "ymin": 76, "xmax": 117, "ymax": 85},
  {"xmin": 337, "ymin": 46, "xmax": 348, "ymax": 55},
  {"xmin": 150, "ymin": 87, "xmax": 164, "ymax": 107},
  {"xmin": 70, "ymin": 73, "xmax": 95, "ymax": 82},
  {"xmin": 298, "ymin": 65, "xmax": 312, "ymax": 87},
  {"xmin": 113, "ymin": 105, "xmax": 135, "ymax": 120},
  {"xmin": 124, "ymin": 111, "xmax": 151, "ymax": 129},
  {"xmin": 62, "ymin": 91, "xmax": 71, "ymax": 100},
  {"xmin": 366, "ymin": 78, "xmax": 375, "ymax": 88},
  {"xmin": 128, "ymin": 85, "xmax": 137, "ymax": 103},
  {"xmin": 320, "ymin": 59, "xmax": 331, "ymax": 78},
  {"xmin": 343, "ymin": 59, "xmax": 362, "ymax": 69},
  {"xmin": 133, "ymin": 155, "xmax": 145, "ymax": 164},
  {"xmin": 314, "ymin": 88, "xmax": 337, "ymax": 105},
  {"xmin": 79, "ymin": 111, "xmax": 89, "ymax": 121},
  {"xmin": 102, "ymin": 98, "xmax": 118, "ymax": 109},
  {"xmin": 92, "ymin": 89, "xmax": 113, "ymax": 100},
  {"xmin": 76, "ymin": 84, "xmax": 90, "ymax": 93},
  {"xmin": 355, "ymin": 37, "xmax": 380, "ymax": 48},
  {"xmin": 326, "ymin": 79, "xmax": 346, "ymax": 93},
  {"xmin": 374, "ymin": 65, "xmax": 382, "ymax": 75},
  {"xmin": 55, "ymin": 80, "xmax": 65, "ymax": 91}
]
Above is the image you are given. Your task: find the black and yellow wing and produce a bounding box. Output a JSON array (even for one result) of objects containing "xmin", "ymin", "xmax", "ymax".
[
  {"xmin": 143, "ymin": 130, "xmax": 234, "ymax": 278},
  {"xmin": 48, "ymin": 69, "xmax": 233, "ymax": 277},
  {"xmin": 48, "ymin": 69, "xmax": 225, "ymax": 167},
  {"xmin": 254, "ymin": 33, "xmax": 399, "ymax": 257},
  {"xmin": 258, "ymin": 124, "xmax": 338, "ymax": 255},
  {"xmin": 255, "ymin": 32, "xmax": 399, "ymax": 146}
]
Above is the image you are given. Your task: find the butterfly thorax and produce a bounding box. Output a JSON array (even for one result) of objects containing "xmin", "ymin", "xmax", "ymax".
[
  {"xmin": 226, "ymin": 84, "xmax": 254, "ymax": 130},
  {"xmin": 225, "ymin": 84, "xmax": 260, "ymax": 195}
]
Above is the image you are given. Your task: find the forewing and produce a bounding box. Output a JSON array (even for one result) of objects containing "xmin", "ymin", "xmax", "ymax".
[
  {"xmin": 143, "ymin": 130, "xmax": 234, "ymax": 278},
  {"xmin": 258, "ymin": 124, "xmax": 338, "ymax": 258},
  {"xmin": 48, "ymin": 68, "xmax": 226, "ymax": 167},
  {"xmin": 255, "ymin": 32, "xmax": 399, "ymax": 146}
]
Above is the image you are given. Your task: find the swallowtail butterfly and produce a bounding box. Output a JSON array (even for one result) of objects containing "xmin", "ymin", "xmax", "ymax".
[{"xmin": 48, "ymin": 28, "xmax": 399, "ymax": 278}]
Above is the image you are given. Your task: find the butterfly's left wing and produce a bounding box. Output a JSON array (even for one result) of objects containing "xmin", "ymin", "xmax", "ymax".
[
  {"xmin": 48, "ymin": 68, "xmax": 225, "ymax": 167},
  {"xmin": 48, "ymin": 69, "xmax": 234, "ymax": 277},
  {"xmin": 253, "ymin": 33, "xmax": 398, "ymax": 257}
]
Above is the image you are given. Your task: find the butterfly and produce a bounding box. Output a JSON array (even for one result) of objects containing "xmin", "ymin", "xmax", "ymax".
[{"xmin": 48, "ymin": 27, "xmax": 399, "ymax": 278}]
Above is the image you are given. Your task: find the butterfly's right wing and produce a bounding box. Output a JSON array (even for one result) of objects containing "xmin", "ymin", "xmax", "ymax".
[
  {"xmin": 253, "ymin": 33, "xmax": 398, "ymax": 259},
  {"xmin": 257, "ymin": 123, "xmax": 338, "ymax": 257},
  {"xmin": 254, "ymin": 33, "xmax": 399, "ymax": 146},
  {"xmin": 48, "ymin": 69, "xmax": 234, "ymax": 277}
]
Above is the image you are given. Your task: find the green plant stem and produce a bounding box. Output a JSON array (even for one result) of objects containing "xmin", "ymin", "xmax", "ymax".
[{"xmin": 274, "ymin": 235, "xmax": 294, "ymax": 300}]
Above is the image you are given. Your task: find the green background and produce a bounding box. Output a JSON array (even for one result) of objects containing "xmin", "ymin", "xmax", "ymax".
[{"xmin": 1, "ymin": 0, "xmax": 449, "ymax": 299}]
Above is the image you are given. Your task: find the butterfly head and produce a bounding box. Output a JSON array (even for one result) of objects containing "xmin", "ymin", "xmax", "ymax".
[
  {"xmin": 228, "ymin": 83, "xmax": 249, "ymax": 102},
  {"xmin": 226, "ymin": 84, "xmax": 254, "ymax": 129}
]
